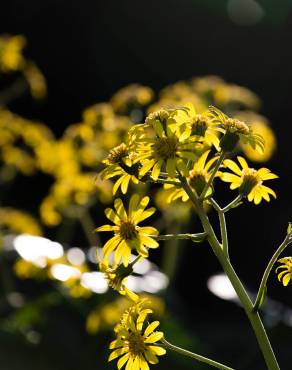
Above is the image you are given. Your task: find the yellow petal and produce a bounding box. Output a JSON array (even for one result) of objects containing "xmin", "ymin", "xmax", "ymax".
[
  {"xmin": 224, "ymin": 159, "xmax": 242, "ymax": 176},
  {"xmin": 144, "ymin": 321, "xmax": 160, "ymax": 337},
  {"xmin": 118, "ymin": 353, "xmax": 130, "ymax": 369},
  {"xmin": 237, "ymin": 156, "xmax": 248, "ymax": 169},
  {"xmin": 144, "ymin": 332, "xmax": 163, "ymax": 343},
  {"xmin": 105, "ymin": 207, "xmax": 120, "ymax": 225},
  {"xmin": 108, "ymin": 348, "xmax": 127, "ymax": 362},
  {"xmin": 148, "ymin": 345, "xmax": 166, "ymax": 356},
  {"xmin": 139, "ymin": 356, "xmax": 149, "ymax": 370},
  {"xmin": 114, "ymin": 198, "xmax": 127, "ymax": 220},
  {"xmin": 151, "ymin": 160, "xmax": 163, "ymax": 181}
]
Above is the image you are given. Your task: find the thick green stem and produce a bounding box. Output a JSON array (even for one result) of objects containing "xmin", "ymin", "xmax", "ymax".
[
  {"xmin": 162, "ymin": 338, "xmax": 234, "ymax": 370},
  {"xmin": 179, "ymin": 175, "xmax": 280, "ymax": 370},
  {"xmin": 200, "ymin": 151, "xmax": 225, "ymax": 200},
  {"xmin": 253, "ymin": 235, "xmax": 292, "ymax": 311}
]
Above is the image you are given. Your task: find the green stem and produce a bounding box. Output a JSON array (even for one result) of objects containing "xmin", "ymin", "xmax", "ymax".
[
  {"xmin": 200, "ymin": 151, "xmax": 225, "ymax": 200},
  {"xmin": 161, "ymin": 338, "xmax": 234, "ymax": 370},
  {"xmin": 179, "ymin": 175, "xmax": 280, "ymax": 370},
  {"xmin": 147, "ymin": 178, "xmax": 180, "ymax": 186},
  {"xmin": 210, "ymin": 198, "xmax": 229, "ymax": 257},
  {"xmin": 253, "ymin": 234, "xmax": 292, "ymax": 311},
  {"xmin": 221, "ymin": 195, "xmax": 242, "ymax": 213},
  {"xmin": 153, "ymin": 232, "xmax": 207, "ymax": 242}
]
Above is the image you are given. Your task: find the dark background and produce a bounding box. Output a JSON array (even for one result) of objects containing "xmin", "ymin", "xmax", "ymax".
[{"xmin": 1, "ymin": 1, "xmax": 292, "ymax": 369}]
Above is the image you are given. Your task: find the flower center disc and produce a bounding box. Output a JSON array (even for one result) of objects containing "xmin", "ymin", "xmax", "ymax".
[
  {"xmin": 127, "ymin": 332, "xmax": 146, "ymax": 355},
  {"xmin": 154, "ymin": 136, "xmax": 178, "ymax": 160},
  {"xmin": 119, "ymin": 220, "xmax": 137, "ymax": 240}
]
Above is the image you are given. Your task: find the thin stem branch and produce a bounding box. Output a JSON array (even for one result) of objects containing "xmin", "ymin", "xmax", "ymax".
[
  {"xmin": 210, "ymin": 198, "xmax": 229, "ymax": 257},
  {"xmin": 153, "ymin": 232, "xmax": 207, "ymax": 243},
  {"xmin": 161, "ymin": 338, "xmax": 234, "ymax": 370},
  {"xmin": 199, "ymin": 151, "xmax": 225, "ymax": 200},
  {"xmin": 221, "ymin": 195, "xmax": 242, "ymax": 213},
  {"xmin": 147, "ymin": 178, "xmax": 180, "ymax": 186},
  {"xmin": 253, "ymin": 234, "xmax": 292, "ymax": 311}
]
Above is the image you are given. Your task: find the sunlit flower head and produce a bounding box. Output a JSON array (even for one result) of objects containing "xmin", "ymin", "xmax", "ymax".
[
  {"xmin": 276, "ymin": 257, "xmax": 292, "ymax": 286},
  {"xmin": 98, "ymin": 253, "xmax": 138, "ymax": 302},
  {"xmin": 109, "ymin": 302, "xmax": 166, "ymax": 370},
  {"xmin": 209, "ymin": 106, "xmax": 265, "ymax": 153},
  {"xmin": 134, "ymin": 108, "xmax": 197, "ymax": 180},
  {"xmin": 220, "ymin": 156, "xmax": 278, "ymax": 204},
  {"xmin": 101, "ymin": 143, "xmax": 140, "ymax": 195},
  {"xmin": 96, "ymin": 194, "xmax": 159, "ymax": 266}
]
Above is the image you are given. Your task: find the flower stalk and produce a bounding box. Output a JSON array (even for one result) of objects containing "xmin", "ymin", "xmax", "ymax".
[
  {"xmin": 161, "ymin": 338, "xmax": 234, "ymax": 370},
  {"xmin": 253, "ymin": 233, "xmax": 292, "ymax": 311}
]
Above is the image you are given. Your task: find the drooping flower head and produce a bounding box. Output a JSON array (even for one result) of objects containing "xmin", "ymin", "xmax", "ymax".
[
  {"xmin": 96, "ymin": 194, "xmax": 159, "ymax": 266},
  {"xmin": 98, "ymin": 252, "xmax": 138, "ymax": 302},
  {"xmin": 276, "ymin": 257, "xmax": 292, "ymax": 286},
  {"xmin": 109, "ymin": 300, "xmax": 166, "ymax": 370},
  {"xmin": 133, "ymin": 107, "xmax": 197, "ymax": 180},
  {"xmin": 209, "ymin": 106, "xmax": 265, "ymax": 153},
  {"xmin": 220, "ymin": 156, "xmax": 278, "ymax": 204}
]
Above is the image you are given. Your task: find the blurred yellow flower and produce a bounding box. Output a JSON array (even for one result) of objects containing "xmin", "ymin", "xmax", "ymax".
[{"xmin": 0, "ymin": 35, "xmax": 26, "ymax": 72}]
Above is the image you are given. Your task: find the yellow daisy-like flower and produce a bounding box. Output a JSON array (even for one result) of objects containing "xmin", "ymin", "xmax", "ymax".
[
  {"xmin": 209, "ymin": 106, "xmax": 265, "ymax": 153},
  {"xmin": 98, "ymin": 253, "xmax": 138, "ymax": 302},
  {"xmin": 163, "ymin": 150, "xmax": 218, "ymax": 202},
  {"xmin": 109, "ymin": 303, "xmax": 166, "ymax": 370},
  {"xmin": 220, "ymin": 156, "xmax": 278, "ymax": 204},
  {"xmin": 134, "ymin": 108, "xmax": 197, "ymax": 180},
  {"xmin": 100, "ymin": 143, "xmax": 140, "ymax": 195},
  {"xmin": 184, "ymin": 103, "xmax": 220, "ymax": 150},
  {"xmin": 96, "ymin": 194, "xmax": 159, "ymax": 266},
  {"xmin": 276, "ymin": 257, "xmax": 292, "ymax": 286}
]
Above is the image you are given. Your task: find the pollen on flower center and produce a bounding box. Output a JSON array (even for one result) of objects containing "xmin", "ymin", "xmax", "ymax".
[
  {"xmin": 107, "ymin": 143, "xmax": 128, "ymax": 164},
  {"xmin": 192, "ymin": 114, "xmax": 208, "ymax": 136},
  {"xmin": 153, "ymin": 136, "xmax": 178, "ymax": 160},
  {"xmin": 119, "ymin": 220, "xmax": 137, "ymax": 240},
  {"xmin": 126, "ymin": 332, "xmax": 147, "ymax": 355},
  {"xmin": 146, "ymin": 109, "xmax": 169, "ymax": 124},
  {"xmin": 225, "ymin": 118, "xmax": 250, "ymax": 135}
]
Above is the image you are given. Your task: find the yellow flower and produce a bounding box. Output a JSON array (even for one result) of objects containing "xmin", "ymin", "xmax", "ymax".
[
  {"xmin": 209, "ymin": 106, "xmax": 265, "ymax": 153},
  {"xmin": 0, "ymin": 35, "xmax": 26, "ymax": 72},
  {"xmin": 220, "ymin": 156, "xmax": 278, "ymax": 204},
  {"xmin": 109, "ymin": 302, "xmax": 166, "ymax": 370},
  {"xmin": 276, "ymin": 257, "xmax": 292, "ymax": 286},
  {"xmin": 163, "ymin": 150, "xmax": 218, "ymax": 202},
  {"xmin": 100, "ymin": 143, "xmax": 140, "ymax": 195},
  {"xmin": 0, "ymin": 207, "xmax": 42, "ymax": 235},
  {"xmin": 96, "ymin": 194, "xmax": 159, "ymax": 266},
  {"xmin": 135, "ymin": 108, "xmax": 197, "ymax": 180},
  {"xmin": 184, "ymin": 103, "xmax": 220, "ymax": 150},
  {"xmin": 98, "ymin": 253, "xmax": 138, "ymax": 302}
]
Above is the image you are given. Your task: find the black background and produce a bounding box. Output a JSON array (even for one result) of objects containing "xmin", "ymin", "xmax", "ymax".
[{"xmin": 1, "ymin": 1, "xmax": 292, "ymax": 369}]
